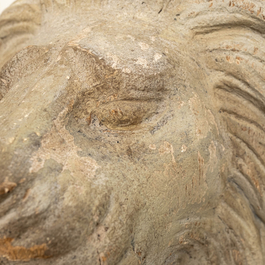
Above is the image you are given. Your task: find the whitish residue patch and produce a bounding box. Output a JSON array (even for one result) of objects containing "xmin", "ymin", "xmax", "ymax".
[
  {"xmin": 136, "ymin": 58, "xmax": 148, "ymax": 68},
  {"xmin": 159, "ymin": 141, "xmax": 176, "ymax": 163},
  {"xmin": 127, "ymin": 35, "xmax": 135, "ymax": 41},
  {"xmin": 106, "ymin": 53, "xmax": 120, "ymax": 68},
  {"xmin": 138, "ymin": 42, "xmax": 149, "ymax": 51},
  {"xmin": 188, "ymin": 151, "xmax": 208, "ymax": 204},
  {"xmin": 8, "ymin": 137, "xmax": 15, "ymax": 144},
  {"xmin": 208, "ymin": 141, "xmax": 217, "ymax": 173},
  {"xmin": 149, "ymin": 144, "xmax": 156, "ymax": 150},
  {"xmin": 178, "ymin": 101, "xmax": 185, "ymax": 109},
  {"xmin": 122, "ymin": 68, "xmax": 131, "ymax": 73},
  {"xmin": 188, "ymin": 93, "xmax": 211, "ymax": 139},
  {"xmin": 154, "ymin": 53, "xmax": 162, "ymax": 62},
  {"xmin": 181, "ymin": 145, "xmax": 187, "ymax": 152},
  {"xmin": 207, "ymin": 109, "xmax": 219, "ymax": 135},
  {"xmin": 29, "ymin": 108, "xmax": 99, "ymax": 205}
]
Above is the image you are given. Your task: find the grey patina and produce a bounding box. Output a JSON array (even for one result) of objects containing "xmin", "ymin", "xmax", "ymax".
[{"xmin": 0, "ymin": 0, "xmax": 265, "ymax": 264}]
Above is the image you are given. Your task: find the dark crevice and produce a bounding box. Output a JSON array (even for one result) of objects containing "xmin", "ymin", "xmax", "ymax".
[
  {"xmin": 229, "ymin": 178, "xmax": 265, "ymax": 225},
  {"xmin": 229, "ymin": 132, "xmax": 265, "ymax": 170},
  {"xmin": 220, "ymin": 109, "xmax": 265, "ymax": 134},
  {"xmin": 215, "ymin": 82, "xmax": 265, "ymax": 116},
  {"xmin": 194, "ymin": 24, "xmax": 265, "ymax": 37}
]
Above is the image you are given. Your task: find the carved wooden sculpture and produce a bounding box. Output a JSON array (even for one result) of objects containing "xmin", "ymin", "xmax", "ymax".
[{"xmin": 0, "ymin": 0, "xmax": 265, "ymax": 264}]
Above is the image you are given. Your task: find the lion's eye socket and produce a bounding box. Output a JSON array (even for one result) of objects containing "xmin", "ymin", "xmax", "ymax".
[{"xmin": 95, "ymin": 100, "xmax": 158, "ymax": 130}]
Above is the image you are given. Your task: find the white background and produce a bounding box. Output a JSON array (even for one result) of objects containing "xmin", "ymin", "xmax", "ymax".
[{"xmin": 0, "ymin": 0, "xmax": 16, "ymax": 15}]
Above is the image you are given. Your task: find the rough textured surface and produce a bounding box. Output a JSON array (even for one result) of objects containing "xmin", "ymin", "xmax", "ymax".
[{"xmin": 0, "ymin": 0, "xmax": 265, "ymax": 264}]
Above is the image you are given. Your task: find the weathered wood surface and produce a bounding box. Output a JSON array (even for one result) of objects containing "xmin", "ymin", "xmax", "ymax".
[{"xmin": 0, "ymin": 0, "xmax": 265, "ymax": 264}]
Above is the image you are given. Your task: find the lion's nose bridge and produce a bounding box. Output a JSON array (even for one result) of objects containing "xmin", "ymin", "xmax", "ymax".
[
  {"xmin": 0, "ymin": 132, "xmax": 42, "ymax": 184},
  {"xmin": 0, "ymin": 71, "xmax": 70, "ymax": 182},
  {"xmin": 0, "ymin": 91, "xmax": 49, "ymax": 184},
  {"xmin": 0, "ymin": 84, "xmax": 52, "ymax": 145}
]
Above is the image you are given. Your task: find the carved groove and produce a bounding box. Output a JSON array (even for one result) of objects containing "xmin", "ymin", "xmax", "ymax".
[
  {"xmin": 215, "ymin": 81, "xmax": 265, "ymax": 114},
  {"xmin": 221, "ymin": 109, "xmax": 265, "ymax": 133}
]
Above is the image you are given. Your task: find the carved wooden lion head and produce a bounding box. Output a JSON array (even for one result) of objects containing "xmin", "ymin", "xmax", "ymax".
[{"xmin": 0, "ymin": 1, "xmax": 264, "ymax": 264}]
